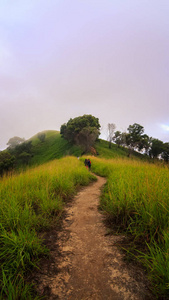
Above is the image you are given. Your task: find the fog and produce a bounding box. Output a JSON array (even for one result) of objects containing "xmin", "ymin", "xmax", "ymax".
[{"xmin": 0, "ymin": 0, "xmax": 169, "ymax": 150}]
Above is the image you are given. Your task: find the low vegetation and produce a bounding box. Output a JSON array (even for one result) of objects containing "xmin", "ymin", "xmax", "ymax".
[
  {"xmin": 1, "ymin": 126, "xmax": 169, "ymax": 298},
  {"xmin": 91, "ymin": 157, "xmax": 169, "ymax": 297},
  {"xmin": 0, "ymin": 157, "xmax": 96, "ymax": 299}
]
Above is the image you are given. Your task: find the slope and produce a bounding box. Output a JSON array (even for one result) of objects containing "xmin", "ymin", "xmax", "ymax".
[
  {"xmin": 29, "ymin": 130, "xmax": 82, "ymax": 166},
  {"xmin": 7, "ymin": 130, "xmax": 148, "ymax": 170}
]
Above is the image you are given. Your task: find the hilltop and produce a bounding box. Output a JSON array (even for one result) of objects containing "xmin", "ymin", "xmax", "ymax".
[
  {"xmin": 24, "ymin": 130, "xmax": 147, "ymax": 166},
  {"xmin": 29, "ymin": 130, "xmax": 82, "ymax": 165},
  {"xmin": 8, "ymin": 130, "xmax": 148, "ymax": 168},
  {"xmin": 0, "ymin": 130, "xmax": 148, "ymax": 175}
]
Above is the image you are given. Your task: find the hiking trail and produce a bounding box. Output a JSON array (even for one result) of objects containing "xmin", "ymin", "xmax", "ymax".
[{"xmin": 34, "ymin": 175, "xmax": 153, "ymax": 299}]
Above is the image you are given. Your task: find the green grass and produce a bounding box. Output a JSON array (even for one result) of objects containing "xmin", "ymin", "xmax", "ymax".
[
  {"xmin": 29, "ymin": 130, "xmax": 82, "ymax": 166},
  {"xmin": 25, "ymin": 130, "xmax": 147, "ymax": 167},
  {"xmin": 0, "ymin": 156, "xmax": 96, "ymax": 299},
  {"xmin": 95, "ymin": 139, "xmax": 150, "ymax": 161},
  {"xmin": 91, "ymin": 157, "xmax": 169, "ymax": 297},
  {"xmin": 1, "ymin": 130, "xmax": 167, "ymax": 298},
  {"xmin": 95, "ymin": 139, "xmax": 129, "ymax": 158}
]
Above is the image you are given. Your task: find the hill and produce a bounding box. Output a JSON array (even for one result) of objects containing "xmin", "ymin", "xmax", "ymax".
[
  {"xmin": 29, "ymin": 130, "xmax": 147, "ymax": 166},
  {"xmin": 4, "ymin": 130, "xmax": 149, "ymax": 172},
  {"xmin": 29, "ymin": 130, "xmax": 82, "ymax": 165}
]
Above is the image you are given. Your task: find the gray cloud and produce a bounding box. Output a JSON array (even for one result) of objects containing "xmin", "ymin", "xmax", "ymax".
[{"xmin": 0, "ymin": 0, "xmax": 169, "ymax": 149}]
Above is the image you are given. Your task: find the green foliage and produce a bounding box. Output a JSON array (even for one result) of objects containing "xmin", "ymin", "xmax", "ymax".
[
  {"xmin": 7, "ymin": 136, "xmax": 25, "ymax": 149},
  {"xmin": 126, "ymin": 123, "xmax": 145, "ymax": 150},
  {"xmin": 0, "ymin": 151, "xmax": 15, "ymax": 176},
  {"xmin": 30, "ymin": 131, "xmax": 82, "ymax": 166},
  {"xmin": 95, "ymin": 139, "xmax": 147, "ymax": 161},
  {"xmin": 113, "ymin": 131, "xmax": 127, "ymax": 147},
  {"xmin": 0, "ymin": 157, "xmax": 96, "ymax": 298},
  {"xmin": 5, "ymin": 130, "xmax": 151, "ymax": 171},
  {"xmin": 8, "ymin": 141, "xmax": 33, "ymax": 168},
  {"xmin": 18, "ymin": 152, "xmax": 32, "ymax": 165},
  {"xmin": 149, "ymin": 138, "xmax": 165, "ymax": 159},
  {"xmin": 37, "ymin": 133, "xmax": 46, "ymax": 143},
  {"xmin": 60, "ymin": 114, "xmax": 100, "ymax": 152},
  {"xmin": 113, "ymin": 123, "xmax": 166, "ymax": 160},
  {"xmin": 161, "ymin": 142, "xmax": 169, "ymax": 162},
  {"xmin": 91, "ymin": 157, "xmax": 169, "ymax": 297},
  {"xmin": 141, "ymin": 232, "xmax": 169, "ymax": 295}
]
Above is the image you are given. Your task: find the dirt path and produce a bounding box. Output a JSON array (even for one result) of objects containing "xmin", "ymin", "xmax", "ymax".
[{"xmin": 34, "ymin": 176, "xmax": 152, "ymax": 299}]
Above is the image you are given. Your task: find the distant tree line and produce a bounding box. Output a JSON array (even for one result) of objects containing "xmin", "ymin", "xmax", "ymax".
[
  {"xmin": 1, "ymin": 117, "xmax": 169, "ymax": 177},
  {"xmin": 0, "ymin": 133, "xmax": 47, "ymax": 176},
  {"xmin": 111, "ymin": 122, "xmax": 169, "ymax": 161}
]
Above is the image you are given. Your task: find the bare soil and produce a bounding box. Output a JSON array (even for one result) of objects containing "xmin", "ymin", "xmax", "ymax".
[{"xmin": 33, "ymin": 176, "xmax": 153, "ymax": 300}]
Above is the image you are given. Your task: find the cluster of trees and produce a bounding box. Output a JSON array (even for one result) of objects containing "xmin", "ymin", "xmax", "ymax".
[
  {"xmin": 0, "ymin": 132, "xmax": 47, "ymax": 176},
  {"xmin": 11, "ymin": 141, "xmax": 33, "ymax": 164},
  {"xmin": 109, "ymin": 122, "xmax": 169, "ymax": 161},
  {"xmin": 0, "ymin": 151, "xmax": 15, "ymax": 176},
  {"xmin": 6, "ymin": 136, "xmax": 33, "ymax": 165},
  {"xmin": 60, "ymin": 115, "xmax": 101, "ymax": 152},
  {"xmin": 0, "ymin": 138, "xmax": 33, "ymax": 175},
  {"xmin": 1, "ymin": 116, "xmax": 168, "ymax": 177},
  {"xmin": 60, "ymin": 116, "xmax": 169, "ymax": 161}
]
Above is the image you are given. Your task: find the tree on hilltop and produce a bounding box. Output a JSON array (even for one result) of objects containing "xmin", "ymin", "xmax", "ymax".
[
  {"xmin": 161, "ymin": 142, "xmax": 169, "ymax": 162},
  {"xmin": 60, "ymin": 115, "xmax": 101, "ymax": 152},
  {"xmin": 149, "ymin": 138, "xmax": 164, "ymax": 159},
  {"xmin": 113, "ymin": 131, "xmax": 127, "ymax": 147},
  {"xmin": 7, "ymin": 136, "xmax": 25, "ymax": 149},
  {"xmin": 38, "ymin": 133, "xmax": 46, "ymax": 143},
  {"xmin": 127, "ymin": 123, "xmax": 144, "ymax": 150}
]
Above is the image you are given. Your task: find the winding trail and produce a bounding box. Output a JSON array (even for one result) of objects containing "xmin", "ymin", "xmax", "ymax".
[{"xmin": 35, "ymin": 176, "xmax": 152, "ymax": 299}]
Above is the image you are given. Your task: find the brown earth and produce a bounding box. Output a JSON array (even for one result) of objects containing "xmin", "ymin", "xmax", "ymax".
[{"xmin": 33, "ymin": 175, "xmax": 153, "ymax": 300}]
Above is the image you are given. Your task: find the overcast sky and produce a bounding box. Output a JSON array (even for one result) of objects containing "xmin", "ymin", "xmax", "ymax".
[{"xmin": 0, "ymin": 0, "xmax": 169, "ymax": 150}]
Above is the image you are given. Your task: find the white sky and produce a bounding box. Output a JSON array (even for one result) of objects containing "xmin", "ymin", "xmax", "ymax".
[{"xmin": 0, "ymin": 0, "xmax": 169, "ymax": 150}]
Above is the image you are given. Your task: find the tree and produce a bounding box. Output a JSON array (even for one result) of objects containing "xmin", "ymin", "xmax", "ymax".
[
  {"xmin": 149, "ymin": 138, "xmax": 164, "ymax": 159},
  {"xmin": 0, "ymin": 151, "xmax": 15, "ymax": 176},
  {"xmin": 38, "ymin": 133, "xmax": 46, "ymax": 143},
  {"xmin": 127, "ymin": 123, "xmax": 144, "ymax": 150},
  {"xmin": 161, "ymin": 143, "xmax": 169, "ymax": 162},
  {"xmin": 14, "ymin": 141, "xmax": 32, "ymax": 155},
  {"xmin": 75, "ymin": 127, "xmax": 99, "ymax": 152},
  {"xmin": 113, "ymin": 131, "xmax": 127, "ymax": 147},
  {"xmin": 60, "ymin": 115, "xmax": 101, "ymax": 152},
  {"xmin": 8, "ymin": 141, "xmax": 33, "ymax": 167},
  {"xmin": 7, "ymin": 136, "xmax": 25, "ymax": 148},
  {"xmin": 107, "ymin": 123, "xmax": 116, "ymax": 149},
  {"xmin": 125, "ymin": 123, "xmax": 149, "ymax": 156},
  {"xmin": 137, "ymin": 134, "xmax": 151, "ymax": 154},
  {"xmin": 19, "ymin": 152, "xmax": 31, "ymax": 165}
]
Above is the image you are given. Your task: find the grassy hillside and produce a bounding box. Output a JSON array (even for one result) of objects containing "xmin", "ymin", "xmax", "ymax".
[
  {"xmin": 6, "ymin": 130, "xmax": 147, "ymax": 171},
  {"xmin": 95, "ymin": 139, "xmax": 149, "ymax": 161},
  {"xmin": 1, "ymin": 131, "xmax": 168, "ymax": 298},
  {"xmin": 27, "ymin": 130, "xmax": 148, "ymax": 166},
  {"xmin": 29, "ymin": 130, "xmax": 82, "ymax": 165}
]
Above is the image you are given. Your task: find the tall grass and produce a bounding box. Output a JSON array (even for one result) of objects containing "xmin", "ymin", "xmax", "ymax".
[
  {"xmin": 91, "ymin": 157, "xmax": 169, "ymax": 297},
  {"xmin": 0, "ymin": 156, "xmax": 95, "ymax": 299}
]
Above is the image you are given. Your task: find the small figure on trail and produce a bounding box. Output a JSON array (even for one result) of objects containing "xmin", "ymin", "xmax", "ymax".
[
  {"xmin": 87, "ymin": 159, "xmax": 91, "ymax": 171},
  {"xmin": 84, "ymin": 159, "xmax": 88, "ymax": 170}
]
